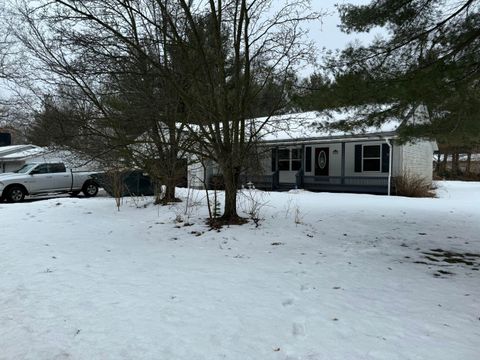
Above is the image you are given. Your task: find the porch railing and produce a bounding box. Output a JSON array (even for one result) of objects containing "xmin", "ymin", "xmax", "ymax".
[{"xmin": 240, "ymin": 173, "xmax": 393, "ymax": 194}]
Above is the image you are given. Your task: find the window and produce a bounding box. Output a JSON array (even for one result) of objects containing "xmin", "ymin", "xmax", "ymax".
[
  {"xmin": 14, "ymin": 164, "xmax": 37, "ymax": 173},
  {"xmin": 362, "ymin": 145, "xmax": 381, "ymax": 171},
  {"xmin": 277, "ymin": 148, "xmax": 302, "ymax": 171},
  {"xmin": 49, "ymin": 163, "xmax": 67, "ymax": 173},
  {"xmin": 278, "ymin": 149, "xmax": 290, "ymax": 171},
  {"xmin": 32, "ymin": 164, "xmax": 49, "ymax": 174},
  {"xmin": 291, "ymin": 149, "xmax": 302, "ymax": 171}
]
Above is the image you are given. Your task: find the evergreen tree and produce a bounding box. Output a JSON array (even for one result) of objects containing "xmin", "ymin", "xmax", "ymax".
[{"xmin": 298, "ymin": 0, "xmax": 480, "ymax": 147}]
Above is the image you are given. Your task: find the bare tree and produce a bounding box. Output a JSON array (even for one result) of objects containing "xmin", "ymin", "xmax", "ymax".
[
  {"xmin": 15, "ymin": 0, "xmax": 320, "ymax": 223},
  {"xmin": 13, "ymin": 0, "xmax": 197, "ymax": 203}
]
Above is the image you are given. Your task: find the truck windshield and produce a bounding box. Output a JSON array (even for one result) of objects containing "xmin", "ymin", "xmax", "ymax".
[{"xmin": 14, "ymin": 164, "xmax": 37, "ymax": 173}]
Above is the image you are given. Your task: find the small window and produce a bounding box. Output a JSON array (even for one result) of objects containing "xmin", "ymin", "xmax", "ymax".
[
  {"xmin": 278, "ymin": 149, "xmax": 290, "ymax": 160},
  {"xmin": 291, "ymin": 161, "xmax": 301, "ymax": 171},
  {"xmin": 291, "ymin": 148, "xmax": 302, "ymax": 171},
  {"xmin": 278, "ymin": 161, "xmax": 290, "ymax": 171},
  {"xmin": 277, "ymin": 148, "xmax": 302, "ymax": 171},
  {"xmin": 291, "ymin": 149, "xmax": 302, "ymax": 159},
  {"xmin": 362, "ymin": 145, "xmax": 381, "ymax": 172},
  {"xmin": 278, "ymin": 148, "xmax": 290, "ymax": 170},
  {"xmin": 33, "ymin": 164, "xmax": 49, "ymax": 174},
  {"xmin": 49, "ymin": 163, "xmax": 66, "ymax": 173}
]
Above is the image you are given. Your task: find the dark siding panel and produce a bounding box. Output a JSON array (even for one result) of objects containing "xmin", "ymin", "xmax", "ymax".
[
  {"xmin": 305, "ymin": 147, "xmax": 312, "ymax": 172},
  {"xmin": 0, "ymin": 133, "xmax": 11, "ymax": 146},
  {"xmin": 271, "ymin": 148, "xmax": 277, "ymax": 172},
  {"xmin": 354, "ymin": 145, "xmax": 362, "ymax": 172},
  {"xmin": 382, "ymin": 143, "xmax": 390, "ymax": 173}
]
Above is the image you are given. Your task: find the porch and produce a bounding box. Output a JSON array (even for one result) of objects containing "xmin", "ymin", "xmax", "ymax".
[{"xmin": 239, "ymin": 172, "xmax": 393, "ymax": 195}]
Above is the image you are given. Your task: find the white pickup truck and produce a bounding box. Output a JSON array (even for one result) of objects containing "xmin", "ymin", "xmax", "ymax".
[{"xmin": 0, "ymin": 162, "xmax": 99, "ymax": 203}]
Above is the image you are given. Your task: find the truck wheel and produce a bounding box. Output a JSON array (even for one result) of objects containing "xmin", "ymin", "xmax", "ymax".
[
  {"xmin": 6, "ymin": 186, "xmax": 26, "ymax": 203},
  {"xmin": 82, "ymin": 181, "xmax": 99, "ymax": 197}
]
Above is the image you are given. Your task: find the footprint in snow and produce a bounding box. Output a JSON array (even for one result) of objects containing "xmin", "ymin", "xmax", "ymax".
[
  {"xmin": 282, "ymin": 298, "xmax": 294, "ymax": 307},
  {"xmin": 292, "ymin": 321, "xmax": 306, "ymax": 337}
]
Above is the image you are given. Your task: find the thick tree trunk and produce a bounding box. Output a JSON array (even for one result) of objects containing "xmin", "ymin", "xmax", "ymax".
[
  {"xmin": 223, "ymin": 176, "xmax": 239, "ymax": 220},
  {"xmin": 222, "ymin": 167, "xmax": 239, "ymax": 218},
  {"xmin": 163, "ymin": 181, "xmax": 177, "ymax": 203},
  {"xmin": 217, "ymin": 163, "xmax": 244, "ymax": 225}
]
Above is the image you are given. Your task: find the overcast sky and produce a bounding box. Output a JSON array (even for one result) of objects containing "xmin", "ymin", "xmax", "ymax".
[
  {"xmin": 1, "ymin": 0, "xmax": 383, "ymax": 97},
  {"xmin": 311, "ymin": 0, "xmax": 383, "ymax": 48}
]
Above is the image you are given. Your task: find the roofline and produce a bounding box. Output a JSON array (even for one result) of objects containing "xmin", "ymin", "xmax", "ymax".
[
  {"xmin": 0, "ymin": 156, "xmax": 41, "ymax": 162},
  {"xmin": 260, "ymin": 131, "xmax": 398, "ymax": 146}
]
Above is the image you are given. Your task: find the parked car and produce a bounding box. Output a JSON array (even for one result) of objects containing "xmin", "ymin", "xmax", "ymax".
[
  {"xmin": 91, "ymin": 170, "xmax": 155, "ymax": 197},
  {"xmin": 0, "ymin": 162, "xmax": 99, "ymax": 203}
]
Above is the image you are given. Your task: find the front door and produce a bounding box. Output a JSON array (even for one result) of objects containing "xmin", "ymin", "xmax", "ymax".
[{"xmin": 315, "ymin": 147, "xmax": 329, "ymax": 176}]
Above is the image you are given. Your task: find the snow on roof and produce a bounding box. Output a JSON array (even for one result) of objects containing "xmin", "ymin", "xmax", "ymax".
[
  {"xmin": 0, "ymin": 145, "xmax": 45, "ymax": 159},
  {"xmin": 0, "ymin": 145, "xmax": 99, "ymax": 171},
  {"xmin": 257, "ymin": 111, "xmax": 400, "ymax": 143}
]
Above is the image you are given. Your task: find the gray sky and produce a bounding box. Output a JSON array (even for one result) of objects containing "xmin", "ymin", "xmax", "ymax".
[
  {"xmin": 306, "ymin": 0, "xmax": 385, "ymax": 67},
  {"xmin": 1, "ymin": 0, "xmax": 383, "ymax": 97}
]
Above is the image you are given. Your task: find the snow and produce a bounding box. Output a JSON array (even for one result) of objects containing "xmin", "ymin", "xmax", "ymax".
[
  {"xmin": 1, "ymin": 182, "xmax": 479, "ymax": 360},
  {"xmin": 0, "ymin": 145, "xmax": 101, "ymax": 171},
  {"xmin": 0, "ymin": 145, "xmax": 43, "ymax": 159},
  {"xmin": 258, "ymin": 111, "xmax": 400, "ymax": 142}
]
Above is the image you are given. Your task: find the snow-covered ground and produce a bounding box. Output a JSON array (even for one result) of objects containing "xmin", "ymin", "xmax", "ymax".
[{"xmin": 1, "ymin": 181, "xmax": 479, "ymax": 360}]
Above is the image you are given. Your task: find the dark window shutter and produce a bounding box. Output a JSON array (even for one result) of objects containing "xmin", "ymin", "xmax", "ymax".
[
  {"xmin": 354, "ymin": 145, "xmax": 362, "ymax": 172},
  {"xmin": 271, "ymin": 148, "xmax": 277, "ymax": 172},
  {"xmin": 0, "ymin": 133, "xmax": 11, "ymax": 146},
  {"xmin": 382, "ymin": 143, "xmax": 390, "ymax": 173},
  {"xmin": 305, "ymin": 147, "xmax": 312, "ymax": 172}
]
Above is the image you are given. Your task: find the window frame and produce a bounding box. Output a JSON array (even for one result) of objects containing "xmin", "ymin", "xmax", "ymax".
[
  {"xmin": 291, "ymin": 148, "xmax": 302, "ymax": 171},
  {"xmin": 362, "ymin": 144, "xmax": 382, "ymax": 172},
  {"xmin": 278, "ymin": 148, "xmax": 290, "ymax": 171},
  {"xmin": 277, "ymin": 147, "xmax": 302, "ymax": 171}
]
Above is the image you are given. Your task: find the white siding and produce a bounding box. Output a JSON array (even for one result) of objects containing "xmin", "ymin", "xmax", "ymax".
[
  {"xmin": 187, "ymin": 161, "xmax": 206, "ymax": 189},
  {"xmin": 1, "ymin": 161, "xmax": 24, "ymax": 173},
  {"xmin": 398, "ymin": 141, "xmax": 435, "ymax": 182},
  {"xmin": 345, "ymin": 141, "xmax": 390, "ymax": 177},
  {"xmin": 328, "ymin": 143, "xmax": 342, "ymax": 176},
  {"xmin": 302, "ymin": 144, "xmax": 342, "ymax": 177}
]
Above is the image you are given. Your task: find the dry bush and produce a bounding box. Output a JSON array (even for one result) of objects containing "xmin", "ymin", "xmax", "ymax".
[
  {"xmin": 238, "ymin": 188, "xmax": 269, "ymax": 227},
  {"xmin": 394, "ymin": 173, "xmax": 435, "ymax": 198}
]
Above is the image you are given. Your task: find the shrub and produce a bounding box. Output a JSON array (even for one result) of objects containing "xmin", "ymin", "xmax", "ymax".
[{"xmin": 394, "ymin": 173, "xmax": 435, "ymax": 198}]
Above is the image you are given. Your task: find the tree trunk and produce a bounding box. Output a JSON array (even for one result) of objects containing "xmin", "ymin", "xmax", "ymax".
[
  {"xmin": 455, "ymin": 153, "xmax": 461, "ymax": 175},
  {"xmin": 435, "ymin": 152, "xmax": 441, "ymax": 173},
  {"xmin": 451, "ymin": 152, "xmax": 457, "ymax": 175},
  {"xmin": 163, "ymin": 180, "xmax": 177, "ymax": 203},
  {"xmin": 222, "ymin": 169, "xmax": 239, "ymax": 222},
  {"xmin": 466, "ymin": 153, "xmax": 472, "ymax": 174},
  {"xmin": 160, "ymin": 127, "xmax": 181, "ymax": 204},
  {"xmin": 218, "ymin": 164, "xmax": 243, "ymax": 224}
]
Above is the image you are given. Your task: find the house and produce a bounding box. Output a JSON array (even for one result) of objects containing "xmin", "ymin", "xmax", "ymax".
[
  {"xmin": 188, "ymin": 111, "xmax": 438, "ymax": 195},
  {"xmin": 0, "ymin": 145, "xmax": 97, "ymax": 173},
  {"xmin": 0, "ymin": 145, "xmax": 47, "ymax": 173}
]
